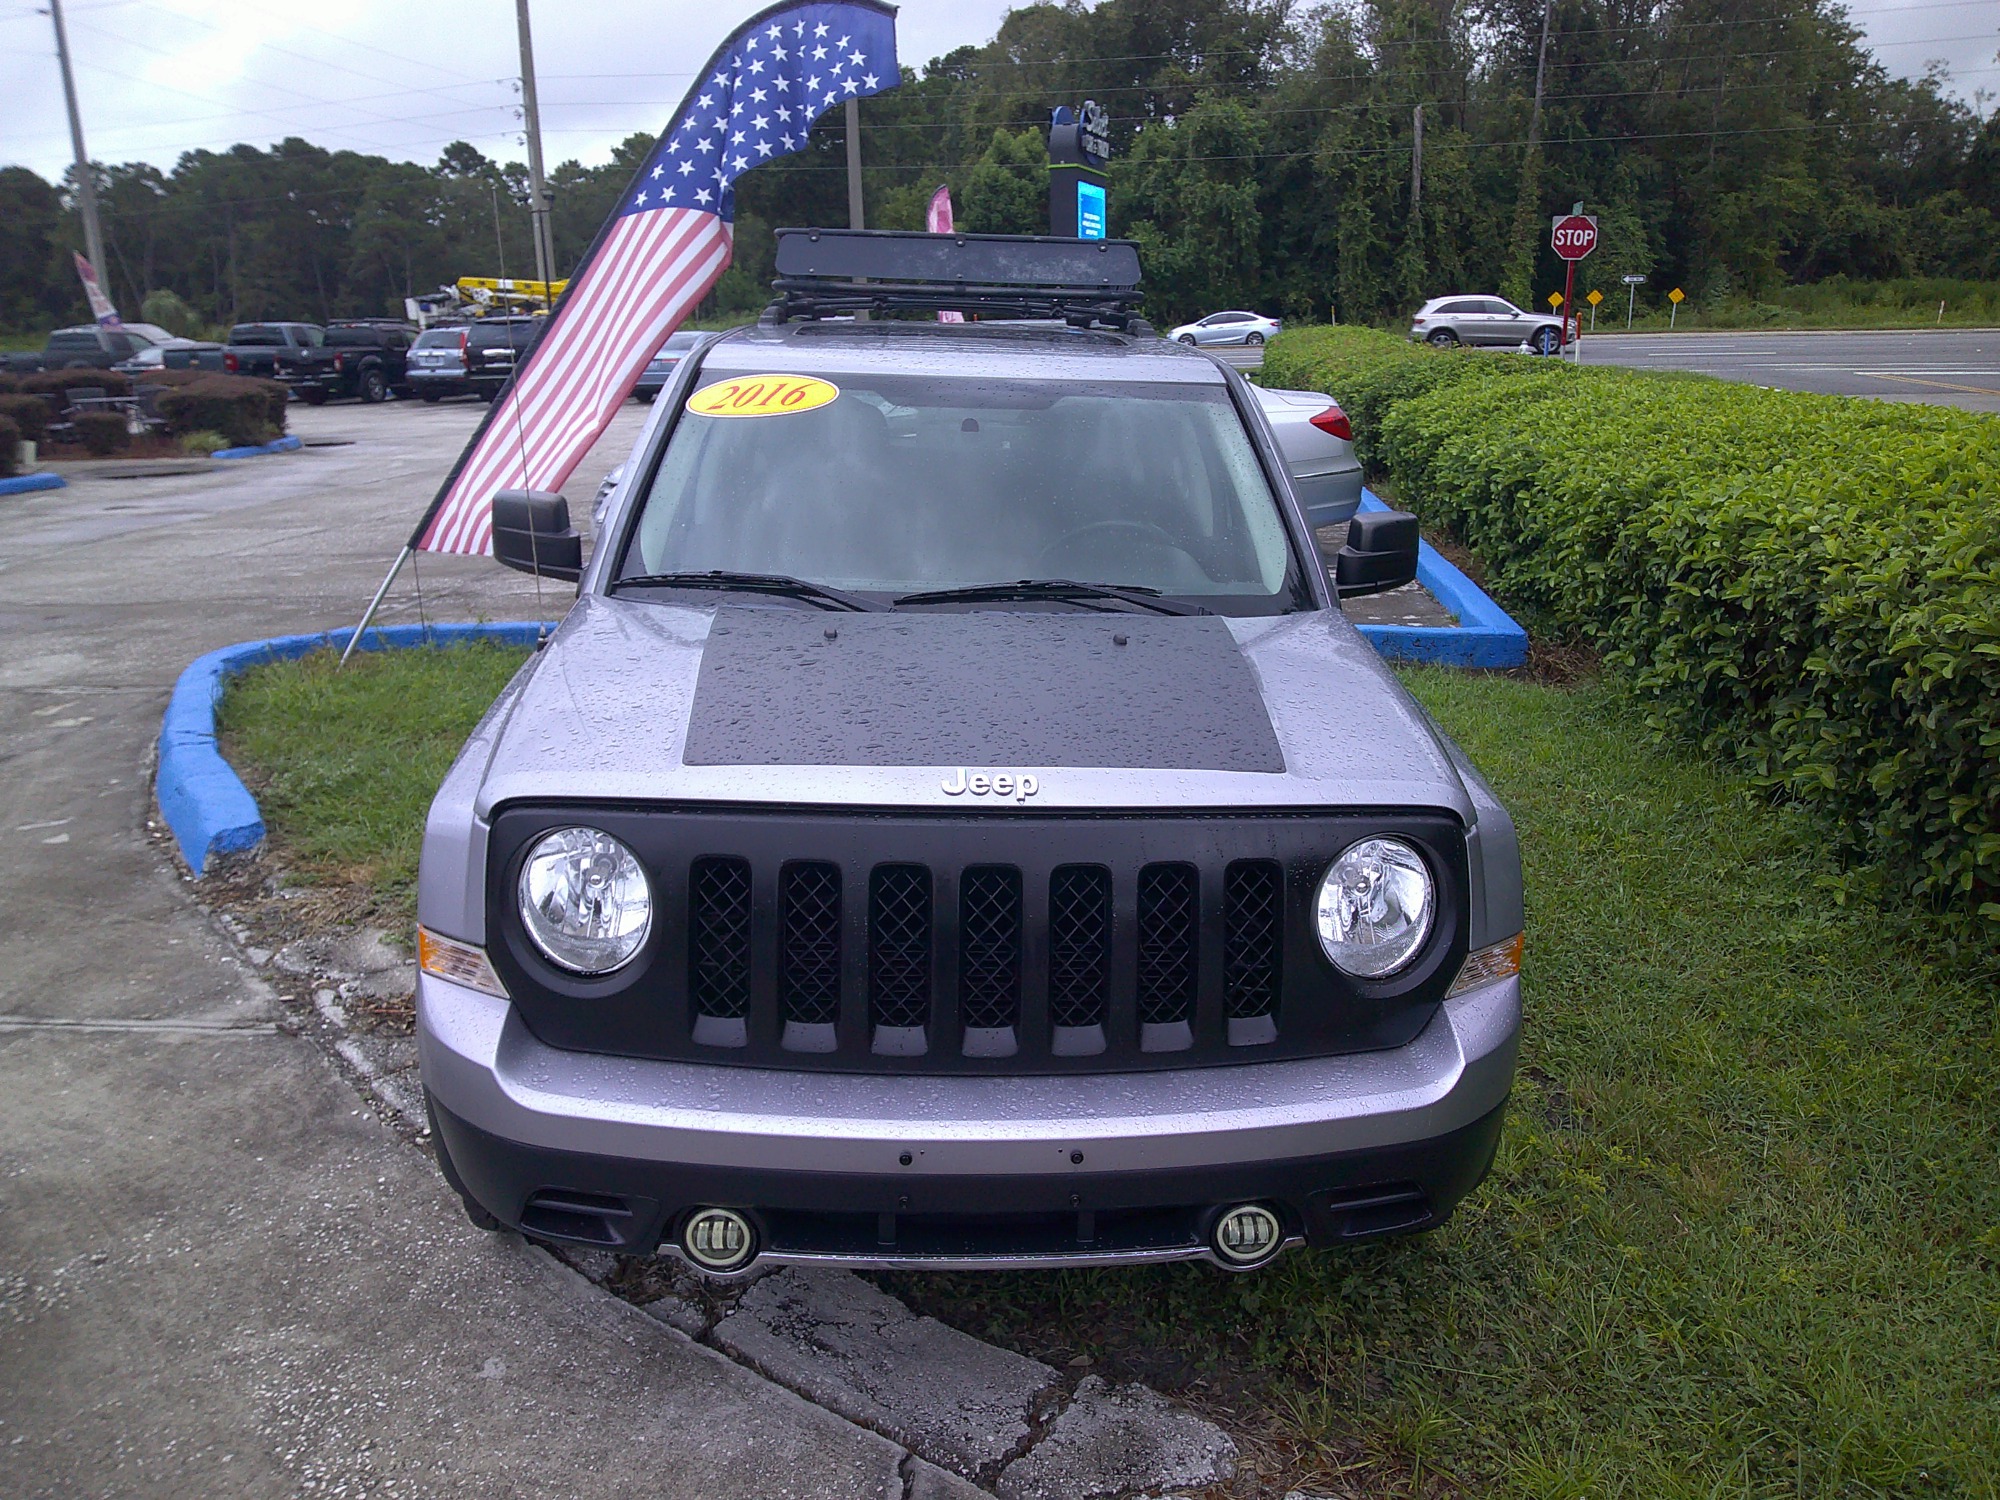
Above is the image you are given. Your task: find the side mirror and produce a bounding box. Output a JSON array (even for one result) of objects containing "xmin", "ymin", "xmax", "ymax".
[
  {"xmin": 492, "ymin": 489, "xmax": 582, "ymax": 581},
  {"xmin": 1333, "ymin": 509, "xmax": 1419, "ymax": 598}
]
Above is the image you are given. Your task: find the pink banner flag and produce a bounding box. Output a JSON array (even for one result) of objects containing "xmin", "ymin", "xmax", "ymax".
[{"xmin": 927, "ymin": 185, "xmax": 965, "ymax": 322}]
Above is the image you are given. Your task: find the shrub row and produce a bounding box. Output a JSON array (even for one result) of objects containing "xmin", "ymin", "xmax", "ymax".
[
  {"xmin": 0, "ymin": 412, "xmax": 18, "ymax": 477},
  {"xmin": 146, "ymin": 372, "xmax": 287, "ymax": 446},
  {"xmin": 1263, "ymin": 327, "xmax": 2000, "ymax": 938}
]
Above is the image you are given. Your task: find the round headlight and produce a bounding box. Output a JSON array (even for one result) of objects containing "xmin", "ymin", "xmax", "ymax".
[
  {"xmin": 517, "ymin": 827, "xmax": 652, "ymax": 975},
  {"xmin": 1314, "ymin": 837, "xmax": 1434, "ymax": 979}
]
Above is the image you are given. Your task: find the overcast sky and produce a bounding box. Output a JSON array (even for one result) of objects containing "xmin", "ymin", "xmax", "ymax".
[{"xmin": 2, "ymin": 0, "xmax": 1994, "ymax": 184}]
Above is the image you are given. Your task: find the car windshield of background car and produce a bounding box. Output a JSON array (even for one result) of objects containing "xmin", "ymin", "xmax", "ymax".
[
  {"xmin": 624, "ymin": 374, "xmax": 1300, "ymax": 610},
  {"xmin": 230, "ymin": 326, "xmax": 287, "ymax": 346},
  {"xmin": 412, "ymin": 329, "xmax": 461, "ymax": 349}
]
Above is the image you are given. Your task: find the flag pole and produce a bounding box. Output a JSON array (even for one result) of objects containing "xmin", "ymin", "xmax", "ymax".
[{"xmin": 338, "ymin": 545, "xmax": 412, "ymax": 666}]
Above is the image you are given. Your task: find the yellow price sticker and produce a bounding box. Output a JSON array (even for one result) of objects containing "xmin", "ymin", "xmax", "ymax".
[
  {"xmin": 687, "ymin": 374, "xmax": 840, "ymax": 418},
  {"xmin": 1668, "ymin": 287, "xmax": 1685, "ymax": 304},
  {"xmin": 1586, "ymin": 289, "xmax": 1603, "ymax": 306},
  {"xmin": 1547, "ymin": 292, "xmax": 1564, "ymax": 308}
]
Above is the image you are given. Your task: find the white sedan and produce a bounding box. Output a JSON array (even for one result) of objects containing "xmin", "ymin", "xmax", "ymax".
[
  {"xmin": 1168, "ymin": 310, "xmax": 1282, "ymax": 347},
  {"xmin": 1252, "ymin": 385, "xmax": 1363, "ymax": 531}
]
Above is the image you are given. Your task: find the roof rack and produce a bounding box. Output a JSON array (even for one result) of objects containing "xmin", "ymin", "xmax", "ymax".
[{"xmin": 764, "ymin": 228, "xmax": 1149, "ymax": 333}]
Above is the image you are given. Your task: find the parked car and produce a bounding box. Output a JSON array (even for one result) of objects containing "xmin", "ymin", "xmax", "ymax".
[
  {"xmin": 633, "ymin": 330, "xmax": 704, "ymax": 401},
  {"xmin": 112, "ymin": 337, "xmax": 224, "ymax": 375},
  {"xmin": 1252, "ymin": 385, "xmax": 1364, "ymax": 530},
  {"xmin": 417, "ymin": 229, "xmax": 1521, "ymax": 1281},
  {"xmin": 1167, "ymin": 310, "xmax": 1283, "ymax": 347},
  {"xmin": 1409, "ymin": 296, "xmax": 1564, "ymax": 354},
  {"xmin": 273, "ymin": 319, "xmax": 416, "ymax": 404},
  {"xmin": 222, "ymin": 322, "xmax": 324, "ymax": 380},
  {"xmin": 405, "ymin": 317, "xmax": 539, "ymax": 401},
  {"xmin": 3, "ymin": 323, "xmax": 163, "ymax": 374}
]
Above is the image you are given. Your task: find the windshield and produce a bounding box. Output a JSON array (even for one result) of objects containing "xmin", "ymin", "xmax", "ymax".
[
  {"xmin": 619, "ymin": 369, "xmax": 1302, "ymax": 612},
  {"xmin": 412, "ymin": 329, "xmax": 463, "ymax": 349}
]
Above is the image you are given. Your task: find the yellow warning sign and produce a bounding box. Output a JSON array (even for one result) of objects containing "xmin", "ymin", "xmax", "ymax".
[
  {"xmin": 1547, "ymin": 292, "xmax": 1564, "ymax": 308},
  {"xmin": 687, "ymin": 374, "xmax": 840, "ymax": 418},
  {"xmin": 1586, "ymin": 289, "xmax": 1604, "ymax": 306},
  {"xmin": 1668, "ymin": 287, "xmax": 1686, "ymax": 304}
]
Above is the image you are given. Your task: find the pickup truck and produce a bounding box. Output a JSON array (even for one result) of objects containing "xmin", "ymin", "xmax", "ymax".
[
  {"xmin": 3, "ymin": 324, "xmax": 164, "ymax": 373},
  {"xmin": 272, "ymin": 320, "xmax": 415, "ymax": 404},
  {"xmin": 221, "ymin": 322, "xmax": 324, "ymax": 381}
]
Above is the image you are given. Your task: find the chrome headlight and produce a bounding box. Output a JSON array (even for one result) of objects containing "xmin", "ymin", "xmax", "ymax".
[
  {"xmin": 517, "ymin": 827, "xmax": 652, "ymax": 975},
  {"xmin": 1314, "ymin": 837, "xmax": 1434, "ymax": 979}
]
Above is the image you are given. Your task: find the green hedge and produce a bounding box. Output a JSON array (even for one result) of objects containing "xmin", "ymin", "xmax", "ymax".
[
  {"xmin": 147, "ymin": 373, "xmax": 287, "ymax": 446},
  {"xmin": 1263, "ymin": 326, "xmax": 2000, "ymax": 938},
  {"xmin": 0, "ymin": 412, "xmax": 17, "ymax": 477},
  {"xmin": 0, "ymin": 392, "xmax": 51, "ymax": 444}
]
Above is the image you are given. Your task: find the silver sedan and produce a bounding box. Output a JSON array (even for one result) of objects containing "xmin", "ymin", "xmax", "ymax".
[
  {"xmin": 1252, "ymin": 385, "xmax": 1363, "ymax": 530},
  {"xmin": 1168, "ymin": 310, "xmax": 1282, "ymax": 347}
]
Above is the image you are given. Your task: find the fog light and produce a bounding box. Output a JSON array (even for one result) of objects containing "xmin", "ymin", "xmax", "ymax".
[
  {"xmin": 1212, "ymin": 1203, "xmax": 1284, "ymax": 1268},
  {"xmin": 681, "ymin": 1207, "xmax": 757, "ymax": 1273}
]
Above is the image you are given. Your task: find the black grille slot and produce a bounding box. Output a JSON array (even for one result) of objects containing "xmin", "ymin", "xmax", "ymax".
[
  {"xmin": 779, "ymin": 862, "xmax": 842, "ymax": 1026},
  {"xmin": 1048, "ymin": 865, "xmax": 1111, "ymax": 1029},
  {"xmin": 959, "ymin": 866, "xmax": 1022, "ymax": 1031},
  {"xmin": 869, "ymin": 865, "xmax": 932, "ymax": 1030},
  {"xmin": 688, "ymin": 856, "xmax": 752, "ymax": 1019},
  {"xmin": 1136, "ymin": 863, "xmax": 1199, "ymax": 1025},
  {"xmin": 1223, "ymin": 860, "xmax": 1283, "ymax": 1020}
]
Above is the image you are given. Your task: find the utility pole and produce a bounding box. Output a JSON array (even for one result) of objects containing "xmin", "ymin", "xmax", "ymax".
[
  {"xmin": 514, "ymin": 0, "xmax": 555, "ymax": 292},
  {"xmin": 1503, "ymin": 0, "xmax": 1554, "ymax": 306},
  {"xmin": 1410, "ymin": 104, "xmax": 1423, "ymax": 218},
  {"xmin": 48, "ymin": 0, "xmax": 109, "ymax": 296},
  {"xmin": 844, "ymin": 97, "xmax": 865, "ymax": 229}
]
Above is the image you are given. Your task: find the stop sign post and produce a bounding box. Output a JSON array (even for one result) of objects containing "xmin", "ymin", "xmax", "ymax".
[{"xmin": 1551, "ymin": 212, "xmax": 1597, "ymax": 358}]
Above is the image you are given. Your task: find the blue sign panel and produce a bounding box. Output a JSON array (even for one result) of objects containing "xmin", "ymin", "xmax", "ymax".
[{"xmin": 1076, "ymin": 180, "xmax": 1106, "ymax": 240}]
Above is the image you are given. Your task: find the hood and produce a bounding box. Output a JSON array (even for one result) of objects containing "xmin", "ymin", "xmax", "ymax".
[{"xmin": 471, "ymin": 594, "xmax": 1473, "ymax": 821}]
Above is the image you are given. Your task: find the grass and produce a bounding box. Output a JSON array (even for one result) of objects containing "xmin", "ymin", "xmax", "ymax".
[
  {"xmin": 216, "ymin": 647, "xmax": 2000, "ymax": 1495},
  {"xmin": 214, "ymin": 642, "xmax": 531, "ymax": 924}
]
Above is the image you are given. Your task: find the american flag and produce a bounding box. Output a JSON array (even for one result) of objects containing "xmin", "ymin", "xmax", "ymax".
[{"xmin": 411, "ymin": 0, "xmax": 899, "ymax": 555}]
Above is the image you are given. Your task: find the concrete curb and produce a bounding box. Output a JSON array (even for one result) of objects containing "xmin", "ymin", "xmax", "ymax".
[
  {"xmin": 1351, "ymin": 489, "xmax": 1529, "ymax": 668},
  {"xmin": 213, "ymin": 434, "xmax": 304, "ymax": 460},
  {"xmin": 156, "ymin": 621, "xmax": 547, "ymax": 875},
  {"xmin": 0, "ymin": 471, "xmax": 65, "ymax": 495}
]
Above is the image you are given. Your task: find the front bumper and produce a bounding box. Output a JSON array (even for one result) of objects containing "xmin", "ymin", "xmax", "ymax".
[{"xmin": 419, "ymin": 972, "xmax": 1519, "ymax": 1271}]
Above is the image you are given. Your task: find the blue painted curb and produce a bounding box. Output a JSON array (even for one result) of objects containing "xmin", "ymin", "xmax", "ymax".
[
  {"xmin": 213, "ymin": 434, "xmax": 303, "ymax": 461},
  {"xmin": 157, "ymin": 621, "xmax": 547, "ymax": 875},
  {"xmin": 1351, "ymin": 490, "xmax": 1529, "ymax": 669},
  {"xmin": 0, "ymin": 471, "xmax": 65, "ymax": 494}
]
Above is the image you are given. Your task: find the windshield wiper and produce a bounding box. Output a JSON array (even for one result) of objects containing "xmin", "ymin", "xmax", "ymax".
[
  {"xmin": 891, "ymin": 579, "xmax": 1208, "ymax": 615},
  {"xmin": 612, "ymin": 570, "xmax": 884, "ymax": 612}
]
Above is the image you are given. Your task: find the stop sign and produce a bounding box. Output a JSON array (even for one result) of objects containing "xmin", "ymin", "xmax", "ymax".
[{"xmin": 1551, "ymin": 214, "xmax": 1598, "ymax": 261}]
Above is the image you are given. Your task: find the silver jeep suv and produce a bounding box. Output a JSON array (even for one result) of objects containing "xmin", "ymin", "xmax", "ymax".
[{"xmin": 416, "ymin": 231, "xmax": 1522, "ymax": 1276}]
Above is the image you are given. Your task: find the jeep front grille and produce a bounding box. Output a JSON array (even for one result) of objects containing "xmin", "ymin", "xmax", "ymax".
[
  {"xmin": 1223, "ymin": 859, "xmax": 1283, "ymax": 1020},
  {"xmin": 779, "ymin": 861, "xmax": 842, "ymax": 1027},
  {"xmin": 1048, "ymin": 864, "xmax": 1111, "ymax": 1030},
  {"xmin": 958, "ymin": 866, "xmax": 1022, "ymax": 1032},
  {"xmin": 1136, "ymin": 863, "xmax": 1199, "ymax": 1027},
  {"xmin": 689, "ymin": 856, "xmax": 752, "ymax": 1020},
  {"xmin": 489, "ymin": 808, "xmax": 1467, "ymax": 1075}
]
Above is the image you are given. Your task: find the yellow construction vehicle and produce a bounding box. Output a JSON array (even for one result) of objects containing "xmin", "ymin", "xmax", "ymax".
[{"xmin": 405, "ymin": 276, "xmax": 568, "ymax": 328}]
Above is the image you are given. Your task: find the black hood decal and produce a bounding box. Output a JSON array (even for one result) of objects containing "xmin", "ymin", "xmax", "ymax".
[{"xmin": 683, "ymin": 608, "xmax": 1285, "ymax": 771}]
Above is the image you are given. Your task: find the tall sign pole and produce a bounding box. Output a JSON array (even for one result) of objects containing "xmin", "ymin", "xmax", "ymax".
[
  {"xmin": 514, "ymin": 0, "xmax": 555, "ymax": 291},
  {"xmin": 844, "ymin": 98, "xmax": 865, "ymax": 229},
  {"xmin": 1047, "ymin": 101, "xmax": 1111, "ymax": 238},
  {"xmin": 48, "ymin": 0, "xmax": 109, "ymax": 298}
]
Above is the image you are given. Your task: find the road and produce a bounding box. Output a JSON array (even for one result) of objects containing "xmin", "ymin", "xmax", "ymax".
[
  {"xmin": 0, "ymin": 399, "xmax": 932, "ymax": 1499},
  {"xmin": 1579, "ymin": 329, "xmax": 2000, "ymax": 414}
]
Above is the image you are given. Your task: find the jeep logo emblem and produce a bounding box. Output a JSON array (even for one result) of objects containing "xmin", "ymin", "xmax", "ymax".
[{"xmin": 941, "ymin": 768, "xmax": 1039, "ymax": 802}]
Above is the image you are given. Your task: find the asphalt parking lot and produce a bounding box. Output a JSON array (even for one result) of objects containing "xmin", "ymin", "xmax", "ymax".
[{"xmin": 1580, "ymin": 328, "xmax": 2000, "ymax": 413}]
